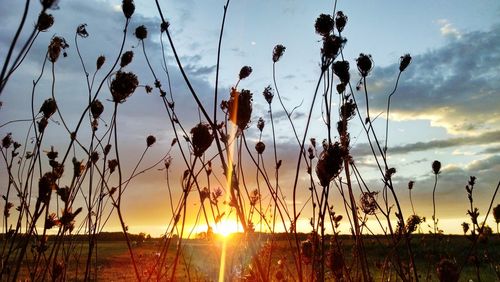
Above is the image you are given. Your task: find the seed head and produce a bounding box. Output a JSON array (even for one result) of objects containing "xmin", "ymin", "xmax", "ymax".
[
  {"xmin": 48, "ymin": 36, "xmax": 69, "ymax": 63},
  {"xmin": 76, "ymin": 24, "xmax": 89, "ymax": 38},
  {"xmin": 2, "ymin": 133, "xmax": 13, "ymax": 149},
  {"xmin": 263, "ymin": 85, "xmax": 274, "ymax": 104},
  {"xmin": 122, "ymin": 0, "xmax": 135, "ymax": 19},
  {"xmin": 228, "ymin": 88, "xmax": 253, "ymax": 130},
  {"xmin": 335, "ymin": 11, "xmax": 348, "ymax": 33},
  {"xmin": 322, "ymin": 35, "xmax": 346, "ymax": 60},
  {"xmin": 38, "ymin": 117, "xmax": 48, "ymax": 133},
  {"xmin": 120, "ymin": 51, "xmax": 134, "ymax": 68},
  {"xmin": 239, "ymin": 66, "xmax": 252, "ymax": 80},
  {"xmin": 135, "ymin": 25, "xmax": 148, "ymax": 40},
  {"xmin": 399, "ymin": 53, "xmax": 412, "ymax": 72},
  {"xmin": 37, "ymin": 12, "xmax": 54, "ymax": 32},
  {"xmin": 255, "ymin": 141, "xmax": 265, "ymax": 154},
  {"xmin": 146, "ymin": 135, "xmax": 156, "ymax": 147},
  {"xmin": 257, "ymin": 117, "xmax": 265, "ymax": 132},
  {"xmin": 360, "ymin": 191, "xmax": 378, "ymax": 215},
  {"xmin": 96, "ymin": 55, "xmax": 105, "ymax": 70},
  {"xmin": 340, "ymin": 99, "xmax": 356, "ymax": 121},
  {"xmin": 461, "ymin": 222, "xmax": 470, "ymax": 234},
  {"xmin": 40, "ymin": 0, "xmax": 58, "ymax": 10},
  {"xmin": 493, "ymin": 204, "xmax": 500, "ymax": 224},
  {"xmin": 315, "ymin": 14, "xmax": 334, "ymax": 36},
  {"xmin": 272, "ymin": 44, "xmax": 286, "ymax": 63},
  {"xmin": 356, "ymin": 53, "xmax": 373, "ymax": 77},
  {"xmin": 190, "ymin": 123, "xmax": 214, "ymax": 157},
  {"xmin": 332, "ymin": 60, "xmax": 350, "ymax": 84},
  {"xmin": 406, "ymin": 214, "xmax": 423, "ymax": 234},
  {"xmin": 300, "ymin": 240, "xmax": 313, "ymax": 263},
  {"xmin": 408, "ymin": 180, "xmax": 415, "ymax": 190},
  {"xmin": 316, "ymin": 142, "xmax": 343, "ymax": 187},
  {"xmin": 108, "ymin": 159, "xmax": 118, "ymax": 174},
  {"xmin": 432, "ymin": 160, "xmax": 441, "ymax": 175},
  {"xmin": 90, "ymin": 99, "xmax": 104, "ymax": 119},
  {"xmin": 40, "ymin": 98, "xmax": 57, "ymax": 118},
  {"xmin": 110, "ymin": 71, "xmax": 139, "ymax": 103}
]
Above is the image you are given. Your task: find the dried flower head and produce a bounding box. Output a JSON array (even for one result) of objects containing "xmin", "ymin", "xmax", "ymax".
[
  {"xmin": 76, "ymin": 24, "xmax": 89, "ymax": 38},
  {"xmin": 40, "ymin": 0, "xmax": 58, "ymax": 10},
  {"xmin": 461, "ymin": 222, "xmax": 470, "ymax": 234},
  {"xmin": 436, "ymin": 258, "xmax": 459, "ymax": 282},
  {"xmin": 255, "ymin": 141, "xmax": 265, "ymax": 154},
  {"xmin": 40, "ymin": 98, "xmax": 57, "ymax": 118},
  {"xmin": 3, "ymin": 202, "xmax": 14, "ymax": 217},
  {"xmin": 257, "ymin": 117, "xmax": 265, "ymax": 132},
  {"xmin": 228, "ymin": 88, "xmax": 253, "ymax": 130},
  {"xmin": 322, "ymin": 35, "xmax": 346, "ymax": 60},
  {"xmin": 2, "ymin": 133, "xmax": 13, "ymax": 149},
  {"xmin": 45, "ymin": 213, "xmax": 60, "ymax": 229},
  {"xmin": 96, "ymin": 55, "xmax": 105, "ymax": 70},
  {"xmin": 90, "ymin": 151, "xmax": 99, "ymax": 164},
  {"xmin": 315, "ymin": 14, "xmax": 334, "ymax": 36},
  {"xmin": 493, "ymin": 204, "xmax": 500, "ymax": 224},
  {"xmin": 408, "ymin": 180, "xmax": 415, "ymax": 190},
  {"xmin": 39, "ymin": 172, "xmax": 56, "ymax": 204},
  {"xmin": 335, "ymin": 11, "xmax": 348, "ymax": 33},
  {"xmin": 340, "ymin": 98, "xmax": 356, "ymax": 121},
  {"xmin": 360, "ymin": 191, "xmax": 379, "ymax": 215},
  {"xmin": 239, "ymin": 66, "xmax": 252, "ymax": 80},
  {"xmin": 432, "ymin": 160, "xmax": 441, "ymax": 175},
  {"xmin": 72, "ymin": 157, "xmax": 84, "ymax": 177},
  {"xmin": 135, "ymin": 25, "xmax": 148, "ymax": 40},
  {"xmin": 108, "ymin": 159, "xmax": 118, "ymax": 174},
  {"xmin": 356, "ymin": 53, "xmax": 373, "ymax": 77},
  {"xmin": 37, "ymin": 12, "xmax": 54, "ymax": 32},
  {"xmin": 406, "ymin": 214, "xmax": 423, "ymax": 234},
  {"xmin": 110, "ymin": 71, "xmax": 139, "ymax": 103},
  {"xmin": 332, "ymin": 60, "xmax": 350, "ymax": 84},
  {"xmin": 399, "ymin": 53, "xmax": 412, "ymax": 72},
  {"xmin": 300, "ymin": 239, "xmax": 313, "ymax": 264},
  {"xmin": 146, "ymin": 135, "xmax": 156, "ymax": 147},
  {"xmin": 316, "ymin": 142, "xmax": 343, "ymax": 187},
  {"xmin": 122, "ymin": 0, "xmax": 135, "ymax": 19},
  {"xmin": 90, "ymin": 99, "xmax": 104, "ymax": 119},
  {"xmin": 272, "ymin": 44, "xmax": 286, "ymax": 63},
  {"xmin": 120, "ymin": 51, "xmax": 134, "ymax": 68},
  {"xmin": 263, "ymin": 85, "xmax": 274, "ymax": 104},
  {"xmin": 190, "ymin": 122, "xmax": 214, "ymax": 157},
  {"xmin": 48, "ymin": 36, "xmax": 69, "ymax": 63}
]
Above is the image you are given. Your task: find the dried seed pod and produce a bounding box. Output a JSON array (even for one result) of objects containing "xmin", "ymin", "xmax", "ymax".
[
  {"xmin": 146, "ymin": 135, "xmax": 156, "ymax": 147},
  {"xmin": 432, "ymin": 160, "xmax": 441, "ymax": 175},
  {"xmin": 360, "ymin": 191, "xmax": 379, "ymax": 215},
  {"xmin": 96, "ymin": 55, "xmax": 105, "ymax": 70},
  {"xmin": 399, "ymin": 53, "xmax": 412, "ymax": 72},
  {"xmin": 37, "ymin": 12, "xmax": 54, "ymax": 32},
  {"xmin": 315, "ymin": 142, "xmax": 343, "ymax": 187},
  {"xmin": 40, "ymin": 98, "xmax": 57, "ymax": 118},
  {"xmin": 120, "ymin": 51, "xmax": 134, "ymax": 68},
  {"xmin": 356, "ymin": 53, "xmax": 373, "ymax": 77},
  {"xmin": 255, "ymin": 141, "xmax": 265, "ymax": 154},
  {"xmin": 90, "ymin": 99, "xmax": 104, "ymax": 119},
  {"xmin": 228, "ymin": 88, "xmax": 253, "ymax": 130},
  {"xmin": 322, "ymin": 35, "xmax": 345, "ymax": 60},
  {"xmin": 76, "ymin": 24, "xmax": 89, "ymax": 38},
  {"xmin": 332, "ymin": 60, "xmax": 350, "ymax": 84},
  {"xmin": 272, "ymin": 44, "xmax": 286, "ymax": 63},
  {"xmin": 135, "ymin": 25, "xmax": 147, "ymax": 40},
  {"xmin": 110, "ymin": 71, "xmax": 139, "ymax": 103},
  {"xmin": 335, "ymin": 11, "xmax": 348, "ymax": 33},
  {"xmin": 190, "ymin": 123, "xmax": 214, "ymax": 157},
  {"xmin": 257, "ymin": 117, "xmax": 265, "ymax": 132},
  {"xmin": 315, "ymin": 14, "xmax": 334, "ymax": 36},
  {"xmin": 263, "ymin": 85, "xmax": 273, "ymax": 104},
  {"xmin": 2, "ymin": 133, "xmax": 13, "ymax": 149},
  {"xmin": 239, "ymin": 66, "xmax": 252, "ymax": 80},
  {"xmin": 122, "ymin": 0, "xmax": 135, "ymax": 19},
  {"xmin": 48, "ymin": 37, "xmax": 69, "ymax": 63}
]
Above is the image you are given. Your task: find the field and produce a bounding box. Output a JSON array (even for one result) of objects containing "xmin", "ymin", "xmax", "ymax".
[{"xmin": 3, "ymin": 234, "xmax": 499, "ymax": 281}]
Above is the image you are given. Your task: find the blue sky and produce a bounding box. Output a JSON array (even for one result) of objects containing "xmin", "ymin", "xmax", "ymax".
[{"xmin": 1, "ymin": 0, "xmax": 499, "ymax": 235}]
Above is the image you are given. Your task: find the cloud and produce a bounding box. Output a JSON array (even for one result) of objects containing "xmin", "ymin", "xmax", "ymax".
[
  {"xmin": 363, "ymin": 24, "xmax": 500, "ymax": 135},
  {"xmin": 437, "ymin": 19, "xmax": 462, "ymax": 39},
  {"xmin": 352, "ymin": 130, "xmax": 500, "ymax": 157}
]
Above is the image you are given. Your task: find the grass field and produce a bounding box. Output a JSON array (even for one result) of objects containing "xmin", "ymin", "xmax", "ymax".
[{"xmin": 4, "ymin": 234, "xmax": 498, "ymax": 281}]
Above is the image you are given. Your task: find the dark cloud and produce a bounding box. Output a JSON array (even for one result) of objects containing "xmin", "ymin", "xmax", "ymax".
[
  {"xmin": 352, "ymin": 130, "xmax": 500, "ymax": 157},
  {"xmin": 358, "ymin": 24, "xmax": 500, "ymax": 135}
]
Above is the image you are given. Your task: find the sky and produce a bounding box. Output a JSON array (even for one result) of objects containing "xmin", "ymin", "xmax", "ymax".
[{"xmin": 1, "ymin": 0, "xmax": 499, "ymax": 236}]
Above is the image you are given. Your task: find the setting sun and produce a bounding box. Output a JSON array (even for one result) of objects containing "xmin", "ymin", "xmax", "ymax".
[{"xmin": 213, "ymin": 220, "xmax": 241, "ymax": 238}]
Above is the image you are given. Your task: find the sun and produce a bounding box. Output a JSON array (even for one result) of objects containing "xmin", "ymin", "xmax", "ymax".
[{"xmin": 213, "ymin": 220, "xmax": 240, "ymax": 238}]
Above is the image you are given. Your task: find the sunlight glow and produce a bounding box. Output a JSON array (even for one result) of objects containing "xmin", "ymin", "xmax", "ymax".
[{"xmin": 214, "ymin": 220, "xmax": 240, "ymax": 238}]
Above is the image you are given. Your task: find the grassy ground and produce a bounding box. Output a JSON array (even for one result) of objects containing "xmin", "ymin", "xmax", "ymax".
[{"xmin": 2, "ymin": 234, "xmax": 499, "ymax": 281}]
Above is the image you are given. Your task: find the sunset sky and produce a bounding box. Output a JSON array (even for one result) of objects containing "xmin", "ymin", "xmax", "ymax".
[{"xmin": 1, "ymin": 1, "xmax": 499, "ymax": 236}]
